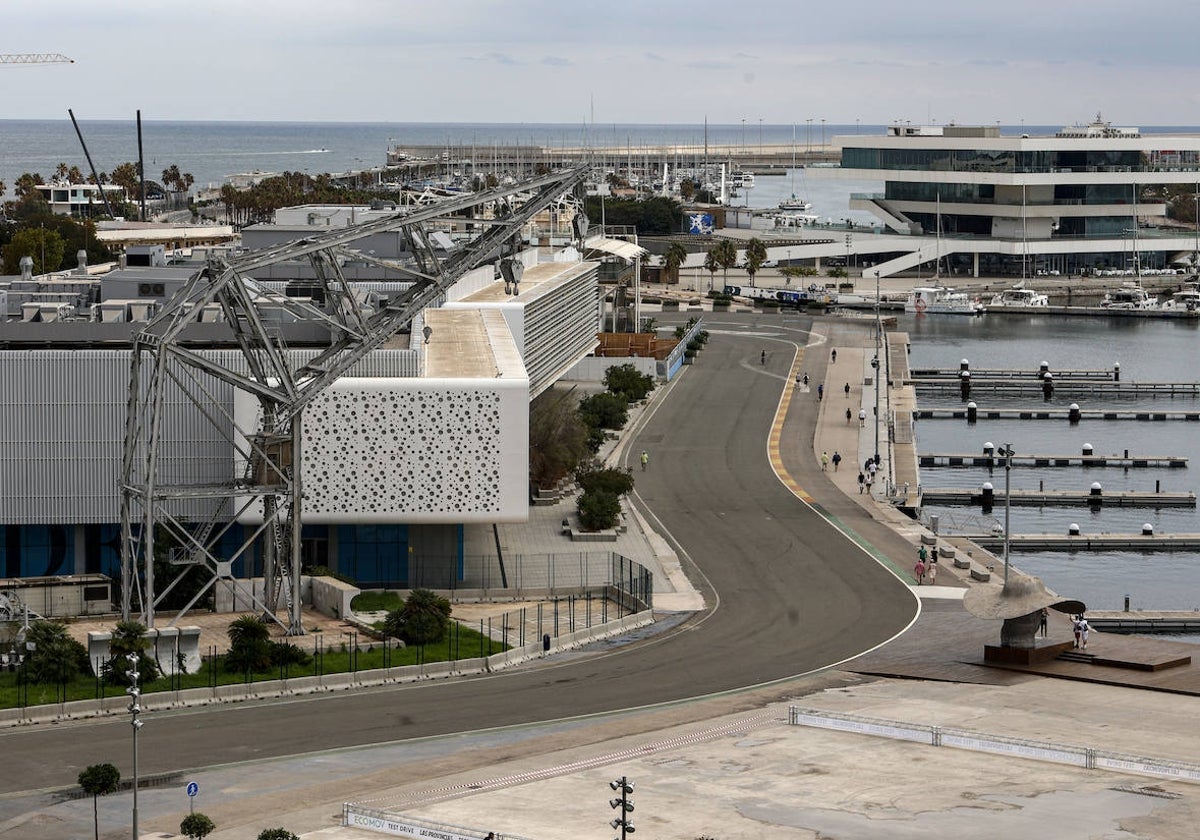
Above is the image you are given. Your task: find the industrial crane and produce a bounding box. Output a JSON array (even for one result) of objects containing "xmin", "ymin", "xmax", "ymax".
[
  {"xmin": 0, "ymin": 53, "xmax": 74, "ymax": 65},
  {"xmin": 120, "ymin": 166, "xmax": 590, "ymax": 635}
]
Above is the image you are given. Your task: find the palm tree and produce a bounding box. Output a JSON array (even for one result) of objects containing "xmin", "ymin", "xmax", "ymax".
[
  {"xmin": 715, "ymin": 239, "xmax": 739, "ymax": 288},
  {"xmin": 78, "ymin": 764, "xmax": 121, "ymax": 840},
  {"xmin": 662, "ymin": 242, "xmax": 688, "ymax": 284},
  {"xmin": 703, "ymin": 247, "xmax": 721, "ymax": 292},
  {"xmin": 744, "ymin": 238, "xmax": 768, "ymax": 287}
]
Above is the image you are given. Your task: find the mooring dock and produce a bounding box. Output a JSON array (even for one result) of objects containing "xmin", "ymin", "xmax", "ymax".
[
  {"xmin": 920, "ymin": 453, "xmax": 1187, "ymax": 468},
  {"xmin": 920, "ymin": 488, "xmax": 1196, "ymax": 508},
  {"xmin": 965, "ymin": 533, "xmax": 1200, "ymax": 552},
  {"xmin": 914, "ymin": 407, "xmax": 1200, "ymax": 421}
]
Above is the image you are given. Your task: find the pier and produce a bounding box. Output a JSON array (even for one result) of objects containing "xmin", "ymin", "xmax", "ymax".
[
  {"xmin": 920, "ymin": 452, "xmax": 1187, "ymax": 468},
  {"xmin": 908, "ymin": 366, "xmax": 1115, "ymax": 380},
  {"xmin": 920, "ymin": 488, "xmax": 1196, "ymax": 507},
  {"xmin": 1085, "ymin": 612, "xmax": 1200, "ymax": 635},
  {"xmin": 965, "ymin": 533, "xmax": 1200, "ymax": 552},
  {"xmin": 913, "ymin": 380, "xmax": 1200, "ymax": 398},
  {"xmin": 914, "ymin": 407, "xmax": 1200, "ymax": 421}
]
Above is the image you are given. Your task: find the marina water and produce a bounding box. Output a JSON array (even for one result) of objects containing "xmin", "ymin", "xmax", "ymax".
[{"xmin": 907, "ymin": 313, "xmax": 1200, "ymax": 614}]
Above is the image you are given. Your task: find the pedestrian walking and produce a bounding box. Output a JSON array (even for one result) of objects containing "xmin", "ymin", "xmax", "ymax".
[
  {"xmin": 845, "ymin": 407, "xmax": 852, "ymax": 424},
  {"xmin": 918, "ymin": 544, "xmax": 928, "ymax": 564},
  {"xmin": 1078, "ymin": 615, "xmax": 1090, "ymax": 649},
  {"xmin": 1039, "ymin": 607, "xmax": 1049, "ymax": 638},
  {"xmin": 761, "ymin": 349, "xmax": 766, "ymax": 365},
  {"xmin": 926, "ymin": 558, "xmax": 937, "ymax": 585},
  {"xmin": 858, "ymin": 408, "xmax": 866, "ymax": 427},
  {"xmin": 857, "ymin": 471, "xmax": 865, "ymax": 493},
  {"xmin": 820, "ymin": 451, "xmax": 829, "ymax": 471},
  {"xmin": 1073, "ymin": 615, "xmax": 1083, "ymax": 648},
  {"xmin": 817, "ymin": 383, "xmax": 823, "ymax": 400},
  {"xmin": 639, "ymin": 450, "xmax": 649, "ymax": 471},
  {"xmin": 914, "ymin": 558, "xmax": 926, "ymax": 585},
  {"xmin": 831, "ymin": 348, "xmax": 837, "ymax": 363},
  {"xmin": 930, "ymin": 545, "xmax": 938, "ymax": 564},
  {"xmin": 865, "ymin": 472, "xmax": 874, "ymax": 494},
  {"xmin": 832, "ymin": 451, "xmax": 842, "ymax": 471},
  {"xmin": 844, "ymin": 382, "xmax": 850, "ymax": 398},
  {"xmin": 802, "ymin": 372, "xmax": 809, "ymax": 386}
]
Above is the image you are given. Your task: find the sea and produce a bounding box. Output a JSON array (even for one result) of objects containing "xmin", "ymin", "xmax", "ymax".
[{"xmin": 3, "ymin": 119, "xmax": 1200, "ymax": 617}]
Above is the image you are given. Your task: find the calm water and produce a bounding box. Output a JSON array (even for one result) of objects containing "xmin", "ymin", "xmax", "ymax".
[{"xmin": 907, "ymin": 313, "xmax": 1200, "ymax": 611}]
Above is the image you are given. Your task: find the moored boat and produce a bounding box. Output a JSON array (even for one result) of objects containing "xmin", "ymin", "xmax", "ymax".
[
  {"xmin": 906, "ymin": 286, "xmax": 985, "ymax": 315},
  {"xmin": 1101, "ymin": 284, "xmax": 1158, "ymax": 310},
  {"xmin": 988, "ymin": 286, "xmax": 1050, "ymax": 308}
]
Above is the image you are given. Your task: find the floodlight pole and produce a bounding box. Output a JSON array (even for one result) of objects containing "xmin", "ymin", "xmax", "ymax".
[{"xmin": 1002, "ymin": 443, "xmax": 1014, "ymax": 585}]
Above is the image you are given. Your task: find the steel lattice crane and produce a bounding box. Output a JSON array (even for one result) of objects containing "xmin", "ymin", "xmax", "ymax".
[
  {"xmin": 0, "ymin": 53, "xmax": 73, "ymax": 65},
  {"xmin": 120, "ymin": 166, "xmax": 589, "ymax": 634}
]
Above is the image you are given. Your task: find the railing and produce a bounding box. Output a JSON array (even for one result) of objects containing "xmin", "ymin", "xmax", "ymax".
[
  {"xmin": 789, "ymin": 706, "xmax": 1200, "ymax": 784},
  {"xmin": 660, "ymin": 316, "xmax": 704, "ymax": 381},
  {"xmin": 344, "ymin": 804, "xmax": 535, "ymax": 840}
]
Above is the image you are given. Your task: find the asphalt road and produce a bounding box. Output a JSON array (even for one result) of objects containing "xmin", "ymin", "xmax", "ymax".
[{"xmin": 0, "ymin": 315, "xmax": 917, "ymax": 794}]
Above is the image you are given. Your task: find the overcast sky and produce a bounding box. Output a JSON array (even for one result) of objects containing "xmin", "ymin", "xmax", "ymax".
[{"xmin": 5, "ymin": 0, "xmax": 1199, "ymax": 125}]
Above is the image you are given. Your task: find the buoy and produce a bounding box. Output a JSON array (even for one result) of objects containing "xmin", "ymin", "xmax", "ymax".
[
  {"xmin": 967, "ymin": 401, "xmax": 977, "ymax": 424},
  {"xmin": 1082, "ymin": 442, "xmax": 1093, "ymax": 456},
  {"xmin": 1090, "ymin": 481, "xmax": 1103, "ymax": 501},
  {"xmin": 1042, "ymin": 372, "xmax": 1054, "ymax": 401},
  {"xmin": 1039, "ymin": 360, "xmax": 1050, "ymax": 377},
  {"xmin": 960, "ymin": 358, "xmax": 970, "ymax": 372},
  {"xmin": 1142, "ymin": 523, "xmax": 1154, "ymax": 535},
  {"xmin": 1068, "ymin": 403, "xmax": 1081, "ymax": 424},
  {"xmin": 960, "ymin": 370, "xmax": 971, "ymax": 400},
  {"xmin": 1069, "ymin": 523, "xmax": 1081, "ymax": 535},
  {"xmin": 1113, "ymin": 362, "xmax": 1121, "ymax": 382},
  {"xmin": 983, "ymin": 442, "xmax": 994, "ymax": 455}
]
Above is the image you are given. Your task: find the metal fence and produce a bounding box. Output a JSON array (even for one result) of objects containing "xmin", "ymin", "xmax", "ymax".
[
  {"xmin": 344, "ymin": 804, "xmax": 534, "ymax": 840},
  {"xmin": 789, "ymin": 705, "xmax": 1200, "ymax": 784}
]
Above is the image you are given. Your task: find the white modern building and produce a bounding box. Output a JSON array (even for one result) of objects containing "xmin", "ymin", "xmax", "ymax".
[
  {"xmin": 825, "ymin": 117, "xmax": 1200, "ymax": 278},
  {"xmin": 34, "ymin": 181, "xmax": 126, "ymax": 217}
]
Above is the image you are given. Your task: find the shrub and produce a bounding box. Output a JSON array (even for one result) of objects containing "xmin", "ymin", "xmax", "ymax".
[
  {"xmin": 24, "ymin": 621, "xmax": 89, "ymax": 685},
  {"xmin": 603, "ymin": 363, "xmax": 655, "ymax": 403},
  {"xmin": 382, "ymin": 589, "xmax": 452, "ymax": 645},
  {"xmin": 180, "ymin": 812, "xmax": 216, "ymax": 840},
  {"xmin": 530, "ymin": 387, "xmax": 592, "ymax": 488},
  {"xmin": 225, "ymin": 615, "xmax": 272, "ymax": 674},
  {"xmin": 104, "ymin": 620, "xmax": 159, "ymax": 685},
  {"xmin": 258, "ymin": 830, "xmax": 300, "ymax": 840},
  {"xmin": 578, "ymin": 489, "xmax": 622, "ymax": 531},
  {"xmin": 576, "ymin": 466, "xmax": 634, "ymax": 496},
  {"xmin": 269, "ymin": 642, "xmax": 311, "ymax": 668},
  {"xmin": 578, "ymin": 392, "xmax": 628, "ymax": 431}
]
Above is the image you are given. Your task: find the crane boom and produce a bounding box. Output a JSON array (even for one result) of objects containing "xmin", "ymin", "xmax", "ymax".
[{"xmin": 0, "ymin": 53, "xmax": 74, "ymax": 65}]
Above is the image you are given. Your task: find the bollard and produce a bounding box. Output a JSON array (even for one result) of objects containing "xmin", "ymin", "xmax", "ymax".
[
  {"xmin": 1082, "ymin": 442, "xmax": 1093, "ymax": 456},
  {"xmin": 1040, "ymin": 479, "xmax": 1044, "ymax": 492},
  {"xmin": 1114, "ymin": 362, "xmax": 1120, "ymax": 382},
  {"xmin": 930, "ymin": 514, "xmax": 940, "ymax": 534},
  {"xmin": 1042, "ymin": 372, "xmax": 1054, "ymax": 401},
  {"xmin": 967, "ymin": 401, "xmax": 978, "ymax": 424},
  {"xmin": 1124, "ymin": 594, "xmax": 1130, "ymax": 611},
  {"xmin": 983, "ymin": 442, "xmax": 994, "ymax": 456},
  {"xmin": 1125, "ymin": 449, "xmax": 1129, "ymax": 459},
  {"xmin": 1089, "ymin": 482, "xmax": 1103, "ymax": 505},
  {"xmin": 981, "ymin": 481, "xmax": 994, "ymax": 513},
  {"xmin": 960, "ymin": 370, "xmax": 971, "ymax": 401},
  {"xmin": 1069, "ymin": 523, "xmax": 1081, "ymax": 535},
  {"xmin": 960, "ymin": 358, "xmax": 970, "ymax": 372},
  {"xmin": 1068, "ymin": 403, "xmax": 1081, "ymax": 424},
  {"xmin": 1039, "ymin": 360, "xmax": 1050, "ymax": 378},
  {"xmin": 1156, "ymin": 479, "xmax": 1160, "ymax": 493},
  {"xmin": 1142, "ymin": 523, "xmax": 1154, "ymax": 535}
]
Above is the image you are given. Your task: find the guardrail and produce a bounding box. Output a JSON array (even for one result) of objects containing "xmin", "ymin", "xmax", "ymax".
[
  {"xmin": 343, "ymin": 804, "xmax": 534, "ymax": 840},
  {"xmin": 788, "ymin": 706, "xmax": 1200, "ymax": 784},
  {"xmin": 660, "ymin": 316, "xmax": 705, "ymax": 381}
]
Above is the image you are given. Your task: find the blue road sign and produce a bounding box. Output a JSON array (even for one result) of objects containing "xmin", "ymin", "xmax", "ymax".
[{"xmin": 186, "ymin": 781, "xmax": 199, "ymax": 798}]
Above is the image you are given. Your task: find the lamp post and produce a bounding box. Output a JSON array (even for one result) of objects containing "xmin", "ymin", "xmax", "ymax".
[
  {"xmin": 806, "ymin": 118, "xmax": 812, "ymax": 156},
  {"xmin": 999, "ymin": 444, "xmax": 1015, "ymax": 585},
  {"xmin": 127, "ymin": 653, "xmax": 143, "ymax": 840},
  {"xmin": 609, "ymin": 776, "xmax": 635, "ymax": 840},
  {"xmin": 873, "ymin": 270, "xmax": 882, "ymax": 466},
  {"xmin": 845, "ymin": 232, "xmax": 853, "ymax": 274}
]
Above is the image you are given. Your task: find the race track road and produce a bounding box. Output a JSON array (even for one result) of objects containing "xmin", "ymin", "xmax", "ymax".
[{"xmin": 0, "ymin": 318, "xmax": 917, "ymax": 793}]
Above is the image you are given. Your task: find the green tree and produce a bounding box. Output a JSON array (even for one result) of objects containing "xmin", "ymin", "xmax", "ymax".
[
  {"xmin": 105, "ymin": 620, "xmax": 159, "ymax": 685},
  {"xmin": 258, "ymin": 830, "xmax": 300, "ymax": 840},
  {"xmin": 662, "ymin": 241, "xmax": 688, "ymax": 283},
  {"xmin": 576, "ymin": 466, "xmax": 635, "ymax": 496},
  {"xmin": 578, "ymin": 489, "xmax": 622, "ymax": 531},
  {"xmin": 743, "ymin": 238, "xmax": 767, "ymax": 287},
  {"xmin": 108, "ymin": 162, "xmax": 140, "ymax": 198},
  {"xmin": 2, "ymin": 225, "xmax": 65, "ymax": 275},
  {"xmin": 14, "ymin": 172, "xmax": 43, "ymax": 198},
  {"xmin": 603, "ymin": 363, "xmax": 655, "ymax": 402},
  {"xmin": 578, "ymin": 392, "xmax": 628, "ymax": 431},
  {"xmin": 225, "ymin": 615, "xmax": 273, "ymax": 674},
  {"xmin": 78, "ymin": 763, "xmax": 121, "ymax": 840},
  {"xmin": 703, "ymin": 246, "xmax": 721, "ymax": 291},
  {"xmin": 180, "ymin": 812, "xmax": 216, "ymax": 840},
  {"xmin": 713, "ymin": 239, "xmax": 738, "ymax": 287},
  {"xmin": 24, "ymin": 621, "xmax": 89, "ymax": 685},
  {"xmin": 382, "ymin": 589, "xmax": 452, "ymax": 645},
  {"xmin": 529, "ymin": 387, "xmax": 592, "ymax": 488}
]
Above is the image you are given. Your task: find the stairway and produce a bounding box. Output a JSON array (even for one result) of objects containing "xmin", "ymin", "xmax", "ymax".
[{"xmin": 1057, "ymin": 649, "xmax": 1096, "ymax": 664}]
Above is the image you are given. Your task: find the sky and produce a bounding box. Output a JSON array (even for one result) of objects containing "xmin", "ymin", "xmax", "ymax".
[{"xmin": 4, "ymin": 0, "xmax": 1200, "ymax": 125}]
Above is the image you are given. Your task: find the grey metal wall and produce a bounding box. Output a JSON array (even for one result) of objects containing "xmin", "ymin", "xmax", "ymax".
[{"xmin": 0, "ymin": 347, "xmax": 419, "ymax": 525}]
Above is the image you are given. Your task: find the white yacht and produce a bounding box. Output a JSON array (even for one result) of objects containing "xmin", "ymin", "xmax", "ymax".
[
  {"xmin": 988, "ymin": 286, "xmax": 1050, "ymax": 308},
  {"xmin": 778, "ymin": 197, "xmax": 813, "ymax": 211},
  {"xmin": 905, "ymin": 286, "xmax": 985, "ymax": 315},
  {"xmin": 1101, "ymin": 284, "xmax": 1158, "ymax": 309},
  {"xmin": 730, "ymin": 170, "xmax": 755, "ymax": 189},
  {"xmin": 1160, "ymin": 287, "xmax": 1200, "ymax": 311}
]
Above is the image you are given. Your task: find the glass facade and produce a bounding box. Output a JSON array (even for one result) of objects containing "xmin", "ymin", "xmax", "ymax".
[
  {"xmin": 844, "ymin": 146, "xmax": 1149, "ymax": 173},
  {"xmin": 1, "ymin": 525, "xmax": 74, "ymax": 578}
]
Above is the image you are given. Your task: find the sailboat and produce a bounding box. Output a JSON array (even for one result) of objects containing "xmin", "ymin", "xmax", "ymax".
[
  {"xmin": 779, "ymin": 124, "xmax": 813, "ymax": 211},
  {"xmin": 905, "ymin": 192, "xmax": 984, "ymax": 315}
]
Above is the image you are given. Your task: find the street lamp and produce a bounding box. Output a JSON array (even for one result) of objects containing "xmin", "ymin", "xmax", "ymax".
[
  {"xmin": 806, "ymin": 118, "xmax": 813, "ymax": 156},
  {"xmin": 999, "ymin": 444, "xmax": 1015, "ymax": 585},
  {"xmin": 127, "ymin": 653, "xmax": 143, "ymax": 840},
  {"xmin": 873, "ymin": 269, "xmax": 882, "ymax": 467},
  {"xmin": 845, "ymin": 232, "xmax": 853, "ymax": 274},
  {"xmin": 609, "ymin": 777, "xmax": 635, "ymax": 840}
]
